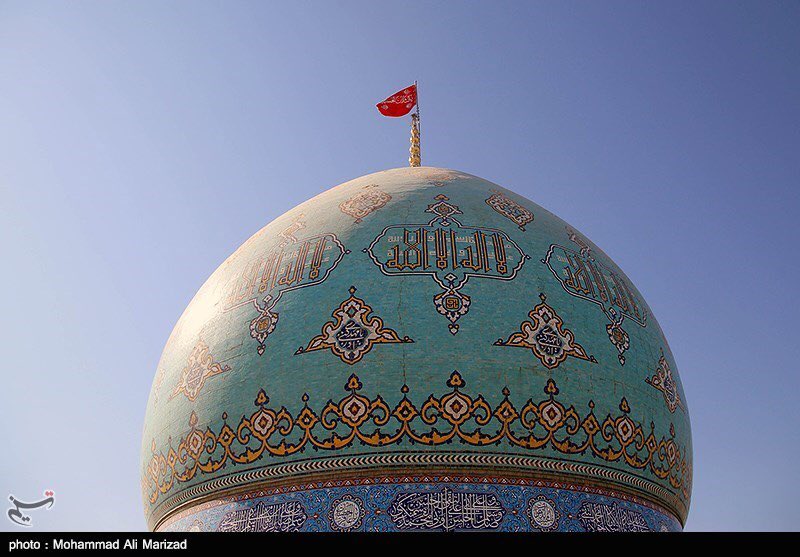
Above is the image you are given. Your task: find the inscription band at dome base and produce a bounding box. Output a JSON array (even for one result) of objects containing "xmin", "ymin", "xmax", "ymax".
[
  {"xmin": 158, "ymin": 476, "xmax": 681, "ymax": 532},
  {"xmin": 148, "ymin": 454, "xmax": 687, "ymax": 531}
]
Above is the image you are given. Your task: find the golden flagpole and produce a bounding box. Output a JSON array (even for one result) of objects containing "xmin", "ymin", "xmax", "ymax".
[{"xmin": 409, "ymin": 80, "xmax": 421, "ymax": 167}]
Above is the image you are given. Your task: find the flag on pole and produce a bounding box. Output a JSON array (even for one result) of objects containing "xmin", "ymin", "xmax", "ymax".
[{"xmin": 376, "ymin": 84, "xmax": 417, "ymax": 117}]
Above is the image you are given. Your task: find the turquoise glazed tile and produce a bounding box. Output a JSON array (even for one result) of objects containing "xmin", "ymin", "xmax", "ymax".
[{"xmin": 141, "ymin": 167, "xmax": 691, "ymax": 531}]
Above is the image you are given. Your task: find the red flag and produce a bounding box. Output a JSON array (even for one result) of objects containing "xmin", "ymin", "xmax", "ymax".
[{"xmin": 376, "ymin": 84, "xmax": 417, "ymax": 117}]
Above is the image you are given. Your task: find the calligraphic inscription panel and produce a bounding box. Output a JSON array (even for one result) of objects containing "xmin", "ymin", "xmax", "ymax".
[
  {"xmin": 543, "ymin": 245, "xmax": 646, "ymax": 327},
  {"xmin": 542, "ymin": 228, "xmax": 648, "ymax": 365},
  {"xmin": 222, "ymin": 229, "xmax": 349, "ymax": 355},
  {"xmin": 217, "ymin": 500, "xmax": 306, "ymax": 532},
  {"xmin": 158, "ymin": 480, "xmax": 681, "ymax": 532},
  {"xmin": 366, "ymin": 194, "xmax": 529, "ymax": 334},
  {"xmin": 388, "ymin": 487, "xmax": 504, "ymax": 531}
]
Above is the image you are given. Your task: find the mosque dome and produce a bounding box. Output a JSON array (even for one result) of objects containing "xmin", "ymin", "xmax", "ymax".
[{"xmin": 141, "ymin": 167, "xmax": 692, "ymax": 532}]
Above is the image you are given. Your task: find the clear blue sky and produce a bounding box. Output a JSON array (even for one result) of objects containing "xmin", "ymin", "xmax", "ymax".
[{"xmin": 1, "ymin": 1, "xmax": 798, "ymax": 532}]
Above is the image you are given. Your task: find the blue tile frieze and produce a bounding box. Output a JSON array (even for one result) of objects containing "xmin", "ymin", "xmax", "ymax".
[{"xmin": 160, "ymin": 481, "xmax": 680, "ymax": 532}]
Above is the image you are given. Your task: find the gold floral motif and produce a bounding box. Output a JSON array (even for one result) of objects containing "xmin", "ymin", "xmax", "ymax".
[
  {"xmin": 170, "ymin": 341, "xmax": 231, "ymax": 402},
  {"xmin": 646, "ymin": 353, "xmax": 683, "ymax": 413},
  {"xmin": 295, "ymin": 286, "xmax": 413, "ymax": 364},
  {"xmin": 606, "ymin": 321, "xmax": 630, "ymax": 365},
  {"xmin": 144, "ymin": 371, "xmax": 689, "ymax": 506},
  {"xmin": 494, "ymin": 294, "xmax": 595, "ymax": 369},
  {"xmin": 339, "ymin": 185, "xmax": 392, "ymax": 224}
]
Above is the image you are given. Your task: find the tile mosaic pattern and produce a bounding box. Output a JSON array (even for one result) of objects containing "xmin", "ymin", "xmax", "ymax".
[
  {"xmin": 142, "ymin": 167, "xmax": 692, "ymax": 531},
  {"xmin": 158, "ymin": 480, "xmax": 681, "ymax": 532}
]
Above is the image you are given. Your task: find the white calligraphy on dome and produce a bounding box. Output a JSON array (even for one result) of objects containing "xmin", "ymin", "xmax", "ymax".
[{"xmin": 388, "ymin": 487, "xmax": 504, "ymax": 531}]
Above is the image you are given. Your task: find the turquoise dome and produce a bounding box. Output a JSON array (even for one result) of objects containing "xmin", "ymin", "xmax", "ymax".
[{"xmin": 141, "ymin": 167, "xmax": 692, "ymax": 532}]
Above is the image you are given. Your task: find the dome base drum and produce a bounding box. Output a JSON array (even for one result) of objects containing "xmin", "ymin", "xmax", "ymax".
[{"xmin": 159, "ymin": 478, "xmax": 681, "ymax": 533}]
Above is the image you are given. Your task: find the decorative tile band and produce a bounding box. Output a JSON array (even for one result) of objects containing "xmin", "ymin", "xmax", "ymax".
[
  {"xmin": 143, "ymin": 371, "xmax": 690, "ymax": 527},
  {"xmin": 158, "ymin": 478, "xmax": 681, "ymax": 532},
  {"xmin": 147, "ymin": 453, "xmax": 688, "ymax": 531}
]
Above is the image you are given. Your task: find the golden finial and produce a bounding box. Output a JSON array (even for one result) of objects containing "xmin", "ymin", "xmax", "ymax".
[{"xmin": 409, "ymin": 113, "xmax": 421, "ymax": 167}]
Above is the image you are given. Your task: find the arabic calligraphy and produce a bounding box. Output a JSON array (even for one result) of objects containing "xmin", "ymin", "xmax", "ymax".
[
  {"xmin": 366, "ymin": 194, "xmax": 528, "ymax": 334},
  {"xmin": 543, "ymin": 244, "xmax": 645, "ymax": 325},
  {"xmin": 155, "ymin": 476, "xmax": 685, "ymax": 532},
  {"xmin": 221, "ymin": 218, "xmax": 348, "ymax": 354},
  {"xmin": 577, "ymin": 502, "xmax": 650, "ymax": 532},
  {"xmin": 388, "ymin": 487, "xmax": 504, "ymax": 531},
  {"xmin": 542, "ymin": 227, "xmax": 647, "ymax": 364},
  {"xmin": 527, "ymin": 495, "xmax": 560, "ymax": 531},
  {"xmin": 7, "ymin": 491, "xmax": 55, "ymax": 527},
  {"xmin": 328, "ymin": 495, "xmax": 366, "ymax": 531},
  {"xmin": 224, "ymin": 233, "xmax": 346, "ymax": 310},
  {"xmin": 217, "ymin": 500, "xmax": 307, "ymax": 532}
]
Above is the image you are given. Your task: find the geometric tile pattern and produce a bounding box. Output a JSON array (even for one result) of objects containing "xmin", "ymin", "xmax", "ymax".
[
  {"xmin": 144, "ymin": 371, "xmax": 689, "ymax": 513},
  {"xmin": 170, "ymin": 340, "xmax": 231, "ymax": 402}
]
